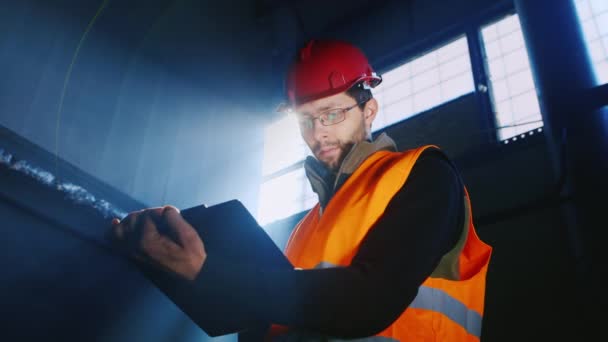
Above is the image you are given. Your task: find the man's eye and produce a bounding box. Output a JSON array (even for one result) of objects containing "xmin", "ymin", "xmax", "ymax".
[
  {"xmin": 299, "ymin": 120, "xmax": 313, "ymax": 129},
  {"xmin": 327, "ymin": 112, "xmax": 338, "ymax": 121}
]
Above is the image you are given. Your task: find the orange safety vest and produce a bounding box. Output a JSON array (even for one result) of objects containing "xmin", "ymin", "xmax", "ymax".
[{"xmin": 269, "ymin": 146, "xmax": 492, "ymax": 341}]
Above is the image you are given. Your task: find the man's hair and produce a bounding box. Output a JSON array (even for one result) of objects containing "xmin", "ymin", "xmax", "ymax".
[{"xmin": 346, "ymin": 82, "xmax": 373, "ymax": 110}]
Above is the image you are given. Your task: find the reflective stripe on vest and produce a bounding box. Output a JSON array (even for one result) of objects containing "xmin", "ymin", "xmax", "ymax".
[
  {"xmin": 311, "ymin": 261, "xmax": 483, "ymax": 338},
  {"xmin": 409, "ymin": 285, "xmax": 482, "ymax": 338},
  {"xmin": 274, "ymin": 332, "xmax": 399, "ymax": 342},
  {"xmin": 315, "ymin": 261, "xmax": 338, "ymax": 269},
  {"xmin": 327, "ymin": 337, "xmax": 397, "ymax": 342}
]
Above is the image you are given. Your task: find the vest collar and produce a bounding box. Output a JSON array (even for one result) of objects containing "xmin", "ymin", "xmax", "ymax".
[{"xmin": 304, "ymin": 133, "xmax": 397, "ymax": 211}]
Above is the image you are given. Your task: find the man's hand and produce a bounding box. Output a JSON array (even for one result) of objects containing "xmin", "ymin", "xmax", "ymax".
[{"xmin": 110, "ymin": 205, "xmax": 206, "ymax": 281}]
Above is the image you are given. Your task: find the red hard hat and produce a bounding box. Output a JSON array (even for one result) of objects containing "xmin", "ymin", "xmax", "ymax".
[{"xmin": 282, "ymin": 39, "xmax": 382, "ymax": 110}]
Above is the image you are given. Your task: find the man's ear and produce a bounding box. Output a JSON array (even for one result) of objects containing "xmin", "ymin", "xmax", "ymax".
[{"xmin": 364, "ymin": 98, "xmax": 378, "ymax": 125}]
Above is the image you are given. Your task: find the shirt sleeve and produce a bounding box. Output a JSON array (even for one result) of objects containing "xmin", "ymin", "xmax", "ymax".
[{"xmin": 194, "ymin": 151, "xmax": 465, "ymax": 339}]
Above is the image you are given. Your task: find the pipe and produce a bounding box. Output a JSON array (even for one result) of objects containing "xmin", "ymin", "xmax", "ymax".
[{"xmin": 514, "ymin": 0, "xmax": 606, "ymax": 336}]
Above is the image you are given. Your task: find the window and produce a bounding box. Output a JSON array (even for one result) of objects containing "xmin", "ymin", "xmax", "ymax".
[
  {"xmin": 258, "ymin": 114, "xmax": 313, "ymax": 225},
  {"xmin": 372, "ymin": 36, "xmax": 475, "ymax": 131},
  {"xmin": 258, "ymin": 167, "xmax": 316, "ymax": 225},
  {"xmin": 574, "ymin": 0, "xmax": 608, "ymax": 84},
  {"xmin": 261, "ymin": 114, "xmax": 308, "ymax": 177},
  {"xmin": 481, "ymin": 14, "xmax": 544, "ymax": 142}
]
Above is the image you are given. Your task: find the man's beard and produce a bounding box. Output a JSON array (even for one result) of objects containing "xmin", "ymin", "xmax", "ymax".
[
  {"xmin": 313, "ymin": 140, "xmax": 355, "ymax": 172},
  {"xmin": 312, "ymin": 120, "xmax": 367, "ymax": 173}
]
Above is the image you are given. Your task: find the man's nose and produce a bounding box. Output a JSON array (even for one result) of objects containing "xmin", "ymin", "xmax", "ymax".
[{"xmin": 312, "ymin": 119, "xmax": 328, "ymax": 141}]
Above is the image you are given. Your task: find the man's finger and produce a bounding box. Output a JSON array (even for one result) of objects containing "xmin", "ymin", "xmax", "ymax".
[
  {"xmin": 145, "ymin": 207, "xmax": 165, "ymax": 220},
  {"xmin": 162, "ymin": 206, "xmax": 201, "ymax": 249},
  {"xmin": 140, "ymin": 214, "xmax": 181, "ymax": 254},
  {"xmin": 120, "ymin": 209, "xmax": 146, "ymax": 238},
  {"xmin": 112, "ymin": 222, "xmax": 125, "ymax": 241},
  {"xmin": 138, "ymin": 215, "xmax": 161, "ymax": 260},
  {"xmin": 122, "ymin": 208, "xmax": 163, "ymax": 236},
  {"xmin": 139, "ymin": 215, "xmax": 184, "ymax": 267}
]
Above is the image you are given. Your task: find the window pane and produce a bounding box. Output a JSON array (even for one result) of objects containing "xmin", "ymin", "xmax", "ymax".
[
  {"xmin": 414, "ymin": 86, "xmax": 442, "ymax": 113},
  {"xmin": 598, "ymin": 12, "xmax": 608, "ymax": 36},
  {"xmin": 372, "ymin": 36, "xmax": 474, "ymax": 131},
  {"xmin": 437, "ymin": 37, "xmax": 469, "ymax": 63},
  {"xmin": 410, "ymin": 51, "xmax": 438, "ymax": 74},
  {"xmin": 491, "ymin": 79, "xmax": 510, "ymax": 102},
  {"xmin": 497, "ymin": 15, "xmax": 520, "ymax": 36},
  {"xmin": 383, "ymin": 79, "xmax": 412, "ymax": 106},
  {"xmin": 589, "ymin": 0, "xmax": 608, "ymax": 14},
  {"xmin": 597, "ymin": 60, "xmax": 608, "ymax": 82},
  {"xmin": 262, "ymin": 114, "xmax": 308, "ymax": 176},
  {"xmin": 483, "ymin": 40, "xmax": 502, "ymax": 59},
  {"xmin": 588, "ymin": 39, "xmax": 605, "ymax": 62},
  {"xmin": 577, "ymin": 0, "xmax": 593, "ymax": 20},
  {"xmin": 575, "ymin": 0, "xmax": 608, "ymax": 84},
  {"xmin": 440, "ymin": 55, "xmax": 471, "ymax": 79},
  {"xmin": 385, "ymin": 98, "xmax": 415, "ymax": 125},
  {"xmin": 258, "ymin": 167, "xmax": 315, "ymax": 225},
  {"xmin": 482, "ymin": 13, "xmax": 544, "ymax": 141},
  {"xmin": 412, "ymin": 68, "xmax": 440, "ymax": 93},
  {"xmin": 500, "ymin": 30, "xmax": 525, "ymax": 54},
  {"xmin": 507, "ymin": 69, "xmax": 536, "ymax": 96},
  {"xmin": 511, "ymin": 91, "xmax": 541, "ymax": 119},
  {"xmin": 581, "ymin": 19, "xmax": 600, "ymax": 41},
  {"xmin": 441, "ymin": 72, "xmax": 474, "ymax": 100},
  {"xmin": 382, "ymin": 63, "xmax": 411, "ymax": 87},
  {"xmin": 503, "ymin": 48, "xmax": 529, "ymax": 74},
  {"xmin": 482, "ymin": 25, "xmax": 499, "ymax": 43},
  {"xmin": 494, "ymin": 100, "xmax": 514, "ymax": 127}
]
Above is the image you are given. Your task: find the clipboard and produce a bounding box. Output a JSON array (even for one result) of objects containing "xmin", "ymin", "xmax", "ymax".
[
  {"xmin": 133, "ymin": 199, "xmax": 292, "ymax": 337},
  {"xmin": 180, "ymin": 200, "xmax": 292, "ymax": 269}
]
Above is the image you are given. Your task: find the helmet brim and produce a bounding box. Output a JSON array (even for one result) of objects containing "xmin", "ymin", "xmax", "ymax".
[{"xmin": 279, "ymin": 74, "xmax": 382, "ymax": 113}]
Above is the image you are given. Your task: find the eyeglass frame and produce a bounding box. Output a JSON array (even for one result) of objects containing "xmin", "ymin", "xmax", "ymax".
[{"xmin": 296, "ymin": 98, "xmax": 371, "ymax": 131}]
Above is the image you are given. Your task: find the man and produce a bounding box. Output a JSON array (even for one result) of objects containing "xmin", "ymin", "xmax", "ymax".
[{"xmin": 111, "ymin": 39, "xmax": 492, "ymax": 341}]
